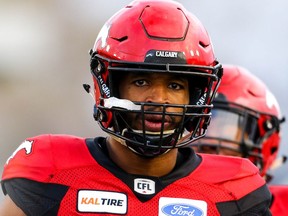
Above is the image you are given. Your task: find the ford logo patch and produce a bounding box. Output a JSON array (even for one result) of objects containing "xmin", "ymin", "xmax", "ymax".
[{"xmin": 161, "ymin": 203, "xmax": 203, "ymax": 216}]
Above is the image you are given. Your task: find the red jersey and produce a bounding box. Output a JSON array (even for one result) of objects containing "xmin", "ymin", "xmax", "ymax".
[
  {"xmin": 1, "ymin": 134, "xmax": 271, "ymax": 215},
  {"xmin": 269, "ymin": 185, "xmax": 288, "ymax": 216}
]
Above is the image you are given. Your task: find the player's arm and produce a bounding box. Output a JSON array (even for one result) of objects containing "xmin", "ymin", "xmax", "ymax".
[{"xmin": 0, "ymin": 195, "xmax": 26, "ymax": 216}]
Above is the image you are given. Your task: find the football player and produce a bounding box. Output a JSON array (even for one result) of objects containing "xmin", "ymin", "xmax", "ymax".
[
  {"xmin": 192, "ymin": 64, "xmax": 287, "ymax": 215},
  {"xmin": 0, "ymin": 1, "xmax": 272, "ymax": 215}
]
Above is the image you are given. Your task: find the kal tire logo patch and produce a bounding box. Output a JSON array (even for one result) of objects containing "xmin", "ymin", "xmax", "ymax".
[{"xmin": 77, "ymin": 190, "xmax": 127, "ymax": 214}]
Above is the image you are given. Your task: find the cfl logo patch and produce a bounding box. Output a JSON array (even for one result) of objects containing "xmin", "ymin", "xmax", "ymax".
[{"xmin": 134, "ymin": 178, "xmax": 155, "ymax": 195}]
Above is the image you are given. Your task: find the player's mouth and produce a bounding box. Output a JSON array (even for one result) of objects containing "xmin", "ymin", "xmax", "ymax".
[{"xmin": 142, "ymin": 114, "xmax": 173, "ymax": 132}]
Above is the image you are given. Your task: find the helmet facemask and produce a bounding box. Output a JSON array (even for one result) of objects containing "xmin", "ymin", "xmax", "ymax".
[
  {"xmin": 192, "ymin": 99, "xmax": 282, "ymax": 175},
  {"xmin": 91, "ymin": 52, "xmax": 222, "ymax": 157}
]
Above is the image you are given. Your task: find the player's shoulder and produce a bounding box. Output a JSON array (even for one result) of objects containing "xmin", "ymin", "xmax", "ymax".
[
  {"xmin": 6, "ymin": 134, "xmax": 87, "ymax": 163},
  {"xmin": 2, "ymin": 134, "xmax": 95, "ymax": 182},
  {"xmin": 194, "ymin": 153, "xmax": 266, "ymax": 197},
  {"xmin": 197, "ymin": 153, "xmax": 259, "ymax": 179}
]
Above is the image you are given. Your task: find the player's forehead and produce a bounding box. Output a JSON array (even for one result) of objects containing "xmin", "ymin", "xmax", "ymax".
[{"xmin": 120, "ymin": 71, "xmax": 188, "ymax": 82}]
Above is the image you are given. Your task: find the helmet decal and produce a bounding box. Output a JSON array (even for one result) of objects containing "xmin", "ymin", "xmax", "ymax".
[
  {"xmin": 97, "ymin": 73, "xmax": 111, "ymax": 98},
  {"xmin": 145, "ymin": 50, "xmax": 186, "ymax": 64},
  {"xmin": 95, "ymin": 23, "xmax": 111, "ymax": 49},
  {"xmin": 266, "ymin": 89, "xmax": 281, "ymax": 115}
]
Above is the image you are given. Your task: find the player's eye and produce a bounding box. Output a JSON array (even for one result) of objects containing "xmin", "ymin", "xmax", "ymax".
[
  {"xmin": 134, "ymin": 79, "xmax": 148, "ymax": 87},
  {"xmin": 168, "ymin": 82, "xmax": 184, "ymax": 90}
]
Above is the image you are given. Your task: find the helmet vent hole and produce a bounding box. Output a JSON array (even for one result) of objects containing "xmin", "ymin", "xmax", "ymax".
[
  {"xmin": 199, "ymin": 41, "xmax": 209, "ymax": 48},
  {"xmin": 271, "ymin": 147, "xmax": 278, "ymax": 154},
  {"xmin": 112, "ymin": 36, "xmax": 128, "ymax": 42}
]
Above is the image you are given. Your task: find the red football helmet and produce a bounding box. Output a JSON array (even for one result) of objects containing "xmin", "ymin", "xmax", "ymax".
[
  {"xmin": 89, "ymin": 0, "xmax": 222, "ymax": 157},
  {"xmin": 192, "ymin": 64, "xmax": 285, "ymax": 176}
]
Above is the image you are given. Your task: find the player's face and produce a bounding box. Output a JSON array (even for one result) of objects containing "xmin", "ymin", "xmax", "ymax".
[{"xmin": 118, "ymin": 72, "xmax": 189, "ymax": 132}]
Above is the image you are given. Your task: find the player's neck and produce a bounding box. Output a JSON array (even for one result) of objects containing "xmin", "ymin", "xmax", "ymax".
[{"xmin": 106, "ymin": 136, "xmax": 178, "ymax": 177}]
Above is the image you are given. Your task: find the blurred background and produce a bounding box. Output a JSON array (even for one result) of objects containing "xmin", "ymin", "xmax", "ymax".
[{"xmin": 1, "ymin": 0, "xmax": 287, "ymax": 202}]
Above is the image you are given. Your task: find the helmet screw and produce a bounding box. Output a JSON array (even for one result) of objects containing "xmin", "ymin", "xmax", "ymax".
[
  {"xmin": 96, "ymin": 62, "xmax": 102, "ymax": 73},
  {"xmin": 264, "ymin": 120, "xmax": 273, "ymax": 131}
]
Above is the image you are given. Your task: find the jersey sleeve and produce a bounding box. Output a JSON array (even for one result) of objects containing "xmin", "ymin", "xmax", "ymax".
[
  {"xmin": 1, "ymin": 134, "xmax": 93, "ymax": 215},
  {"xmin": 216, "ymin": 184, "xmax": 272, "ymax": 216},
  {"xmin": 194, "ymin": 154, "xmax": 272, "ymax": 215},
  {"xmin": 2, "ymin": 178, "xmax": 69, "ymax": 216}
]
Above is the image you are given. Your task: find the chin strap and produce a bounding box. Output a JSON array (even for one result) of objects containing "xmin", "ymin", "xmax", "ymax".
[
  {"xmin": 109, "ymin": 131, "xmax": 172, "ymax": 157},
  {"xmin": 109, "ymin": 128, "xmax": 175, "ymax": 157}
]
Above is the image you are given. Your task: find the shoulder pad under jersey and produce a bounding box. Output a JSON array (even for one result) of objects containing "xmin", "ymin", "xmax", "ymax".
[
  {"xmin": 2, "ymin": 134, "xmax": 95, "ymax": 182},
  {"xmin": 193, "ymin": 153, "xmax": 266, "ymax": 199}
]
